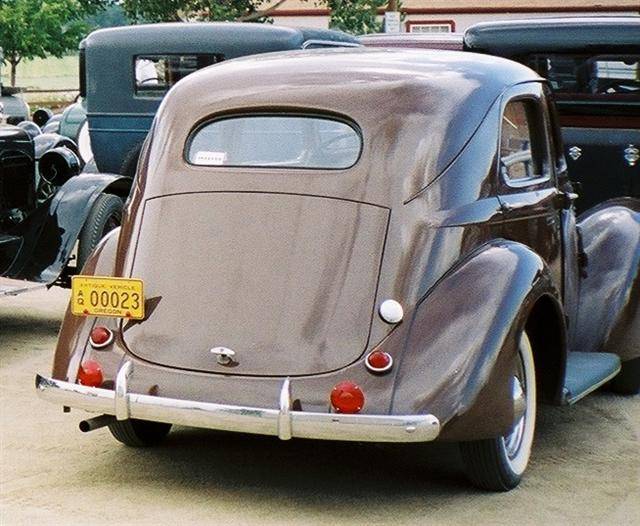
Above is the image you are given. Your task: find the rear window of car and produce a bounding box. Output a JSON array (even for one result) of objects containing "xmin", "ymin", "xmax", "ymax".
[
  {"xmin": 187, "ymin": 115, "xmax": 362, "ymax": 169},
  {"xmin": 527, "ymin": 54, "xmax": 640, "ymax": 99}
]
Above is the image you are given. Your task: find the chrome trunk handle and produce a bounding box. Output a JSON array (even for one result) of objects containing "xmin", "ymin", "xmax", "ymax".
[{"xmin": 210, "ymin": 347, "xmax": 236, "ymax": 365}]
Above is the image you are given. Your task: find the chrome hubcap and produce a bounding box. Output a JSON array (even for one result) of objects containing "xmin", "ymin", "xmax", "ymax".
[{"xmin": 504, "ymin": 355, "xmax": 526, "ymax": 460}]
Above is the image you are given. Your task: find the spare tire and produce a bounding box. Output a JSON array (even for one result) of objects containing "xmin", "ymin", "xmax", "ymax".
[{"xmin": 77, "ymin": 193, "xmax": 123, "ymax": 271}]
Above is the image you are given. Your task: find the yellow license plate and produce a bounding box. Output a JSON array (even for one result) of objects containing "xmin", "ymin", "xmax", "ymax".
[{"xmin": 71, "ymin": 276, "xmax": 145, "ymax": 320}]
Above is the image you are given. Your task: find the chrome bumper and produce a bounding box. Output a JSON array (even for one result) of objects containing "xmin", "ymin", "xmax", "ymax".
[{"xmin": 35, "ymin": 361, "xmax": 440, "ymax": 443}]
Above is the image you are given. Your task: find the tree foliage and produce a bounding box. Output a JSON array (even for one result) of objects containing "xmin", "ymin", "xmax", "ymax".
[
  {"xmin": 325, "ymin": 0, "xmax": 387, "ymax": 35},
  {"xmin": 121, "ymin": 0, "xmax": 391, "ymax": 33},
  {"xmin": 85, "ymin": 3, "xmax": 127, "ymax": 28},
  {"xmin": 0, "ymin": 0, "xmax": 104, "ymax": 85},
  {"xmin": 122, "ymin": 0, "xmax": 290, "ymax": 23}
]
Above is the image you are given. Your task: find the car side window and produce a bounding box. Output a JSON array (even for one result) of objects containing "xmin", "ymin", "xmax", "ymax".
[
  {"xmin": 134, "ymin": 54, "xmax": 223, "ymax": 97},
  {"xmin": 500, "ymin": 99, "xmax": 548, "ymax": 184}
]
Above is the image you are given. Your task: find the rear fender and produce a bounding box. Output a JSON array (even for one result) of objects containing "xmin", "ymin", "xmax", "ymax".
[
  {"xmin": 52, "ymin": 226, "xmax": 121, "ymax": 381},
  {"xmin": 12, "ymin": 173, "xmax": 131, "ymax": 284},
  {"xmin": 574, "ymin": 198, "xmax": 640, "ymax": 363},
  {"xmin": 390, "ymin": 240, "xmax": 565, "ymax": 441}
]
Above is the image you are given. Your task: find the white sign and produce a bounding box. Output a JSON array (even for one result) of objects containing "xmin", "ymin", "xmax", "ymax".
[
  {"xmin": 384, "ymin": 11, "xmax": 401, "ymax": 33},
  {"xmin": 194, "ymin": 151, "xmax": 228, "ymax": 165}
]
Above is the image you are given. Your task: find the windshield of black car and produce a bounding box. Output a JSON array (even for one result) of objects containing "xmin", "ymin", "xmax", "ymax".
[{"xmin": 187, "ymin": 115, "xmax": 362, "ymax": 169}]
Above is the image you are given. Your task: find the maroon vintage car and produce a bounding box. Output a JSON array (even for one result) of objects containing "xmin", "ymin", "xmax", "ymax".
[{"xmin": 36, "ymin": 48, "xmax": 640, "ymax": 491}]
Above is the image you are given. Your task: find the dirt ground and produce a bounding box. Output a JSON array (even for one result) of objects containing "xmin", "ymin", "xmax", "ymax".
[{"xmin": 1, "ymin": 288, "xmax": 639, "ymax": 526}]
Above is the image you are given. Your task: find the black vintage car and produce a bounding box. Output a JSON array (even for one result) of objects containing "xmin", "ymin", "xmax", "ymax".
[
  {"xmin": 464, "ymin": 17, "xmax": 640, "ymax": 212},
  {"xmin": 0, "ymin": 123, "xmax": 129, "ymax": 296}
]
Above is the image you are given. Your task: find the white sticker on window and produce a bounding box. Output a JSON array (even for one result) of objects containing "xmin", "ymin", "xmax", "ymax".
[{"xmin": 193, "ymin": 151, "xmax": 228, "ymax": 165}]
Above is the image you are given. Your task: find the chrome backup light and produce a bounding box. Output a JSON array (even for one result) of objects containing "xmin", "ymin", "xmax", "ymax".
[
  {"xmin": 365, "ymin": 350, "xmax": 393, "ymax": 374},
  {"xmin": 379, "ymin": 299, "xmax": 403, "ymax": 323},
  {"xmin": 89, "ymin": 326, "xmax": 114, "ymax": 349}
]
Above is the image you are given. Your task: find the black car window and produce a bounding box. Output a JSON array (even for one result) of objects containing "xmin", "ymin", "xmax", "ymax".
[
  {"xmin": 543, "ymin": 88, "xmax": 568, "ymax": 176},
  {"xmin": 134, "ymin": 54, "xmax": 223, "ymax": 97},
  {"xmin": 527, "ymin": 54, "xmax": 640, "ymax": 99},
  {"xmin": 187, "ymin": 115, "xmax": 362, "ymax": 169}
]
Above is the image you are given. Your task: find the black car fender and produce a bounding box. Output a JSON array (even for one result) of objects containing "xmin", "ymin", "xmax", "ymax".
[
  {"xmin": 16, "ymin": 173, "xmax": 131, "ymax": 284},
  {"xmin": 51, "ymin": 226, "xmax": 122, "ymax": 381},
  {"xmin": 574, "ymin": 198, "xmax": 640, "ymax": 364}
]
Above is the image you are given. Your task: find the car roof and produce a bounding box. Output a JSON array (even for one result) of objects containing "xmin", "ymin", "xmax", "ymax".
[
  {"xmin": 152, "ymin": 48, "xmax": 541, "ymax": 196},
  {"xmin": 464, "ymin": 16, "xmax": 640, "ymax": 56},
  {"xmin": 175, "ymin": 46, "xmax": 539, "ymax": 112},
  {"xmin": 81, "ymin": 22, "xmax": 358, "ymax": 56}
]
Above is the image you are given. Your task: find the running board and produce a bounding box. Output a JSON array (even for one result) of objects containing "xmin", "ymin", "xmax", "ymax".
[{"xmin": 562, "ymin": 352, "xmax": 621, "ymax": 405}]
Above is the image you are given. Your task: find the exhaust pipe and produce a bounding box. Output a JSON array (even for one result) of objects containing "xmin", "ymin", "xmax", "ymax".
[{"xmin": 79, "ymin": 414, "xmax": 115, "ymax": 433}]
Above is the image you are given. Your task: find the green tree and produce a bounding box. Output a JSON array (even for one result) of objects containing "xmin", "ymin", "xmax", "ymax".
[
  {"xmin": 122, "ymin": 0, "xmax": 293, "ymax": 23},
  {"xmin": 0, "ymin": 0, "xmax": 107, "ymax": 86},
  {"xmin": 85, "ymin": 3, "xmax": 127, "ymax": 28},
  {"xmin": 122, "ymin": 0, "xmax": 399, "ymax": 35},
  {"xmin": 325, "ymin": 0, "xmax": 387, "ymax": 35}
]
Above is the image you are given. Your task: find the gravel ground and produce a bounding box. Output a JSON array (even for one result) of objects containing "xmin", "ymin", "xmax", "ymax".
[{"xmin": 1, "ymin": 288, "xmax": 639, "ymax": 526}]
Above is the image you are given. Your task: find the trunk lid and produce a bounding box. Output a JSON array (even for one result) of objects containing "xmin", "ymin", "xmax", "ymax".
[{"xmin": 124, "ymin": 192, "xmax": 388, "ymax": 376}]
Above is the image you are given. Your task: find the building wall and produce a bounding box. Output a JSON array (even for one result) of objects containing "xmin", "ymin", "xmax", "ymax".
[
  {"xmin": 270, "ymin": 1, "xmax": 640, "ymax": 31},
  {"xmin": 402, "ymin": 10, "xmax": 639, "ymax": 33}
]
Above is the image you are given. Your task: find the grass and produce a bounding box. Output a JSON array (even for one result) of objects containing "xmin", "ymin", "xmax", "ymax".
[
  {"xmin": 1, "ymin": 54, "xmax": 79, "ymax": 90},
  {"xmin": 1, "ymin": 54, "xmax": 79, "ymax": 110}
]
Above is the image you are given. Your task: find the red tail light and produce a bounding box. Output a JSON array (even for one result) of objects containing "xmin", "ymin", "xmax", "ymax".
[
  {"xmin": 330, "ymin": 381, "xmax": 364, "ymax": 414},
  {"xmin": 78, "ymin": 360, "xmax": 103, "ymax": 387},
  {"xmin": 90, "ymin": 326, "xmax": 114, "ymax": 349},
  {"xmin": 365, "ymin": 351, "xmax": 393, "ymax": 374}
]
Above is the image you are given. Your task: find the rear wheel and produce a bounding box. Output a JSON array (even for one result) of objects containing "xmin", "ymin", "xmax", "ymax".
[
  {"xmin": 108, "ymin": 419, "xmax": 172, "ymax": 447},
  {"xmin": 77, "ymin": 193, "xmax": 123, "ymax": 271},
  {"xmin": 459, "ymin": 331, "xmax": 536, "ymax": 491}
]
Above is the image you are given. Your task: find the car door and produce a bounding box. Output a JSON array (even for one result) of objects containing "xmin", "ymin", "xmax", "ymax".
[
  {"xmin": 495, "ymin": 84, "xmax": 564, "ymax": 294},
  {"xmin": 545, "ymin": 89, "xmax": 583, "ymax": 341}
]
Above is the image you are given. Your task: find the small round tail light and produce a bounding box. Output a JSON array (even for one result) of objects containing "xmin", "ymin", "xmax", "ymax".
[
  {"xmin": 90, "ymin": 326, "xmax": 114, "ymax": 349},
  {"xmin": 78, "ymin": 360, "xmax": 104, "ymax": 387},
  {"xmin": 330, "ymin": 381, "xmax": 365, "ymax": 414},
  {"xmin": 365, "ymin": 350, "xmax": 393, "ymax": 374}
]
